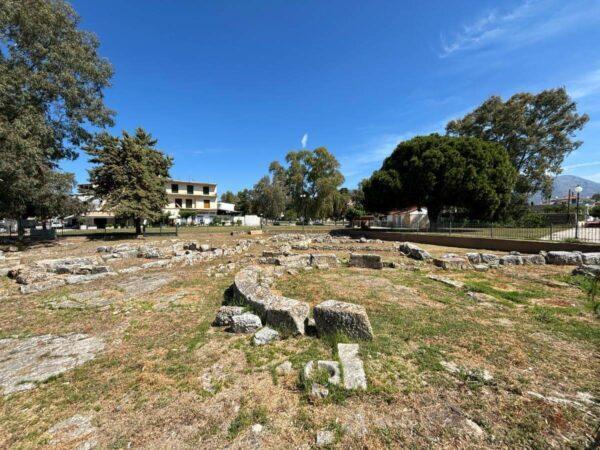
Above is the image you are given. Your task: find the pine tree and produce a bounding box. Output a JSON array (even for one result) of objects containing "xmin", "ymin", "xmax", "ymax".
[{"xmin": 86, "ymin": 129, "xmax": 173, "ymax": 235}]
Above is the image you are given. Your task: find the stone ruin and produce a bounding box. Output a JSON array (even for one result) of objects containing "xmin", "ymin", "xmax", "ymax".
[{"xmin": 212, "ymin": 261, "xmax": 373, "ymax": 392}]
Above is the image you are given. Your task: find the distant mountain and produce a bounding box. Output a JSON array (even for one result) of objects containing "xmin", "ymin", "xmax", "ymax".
[{"xmin": 530, "ymin": 175, "xmax": 600, "ymax": 204}]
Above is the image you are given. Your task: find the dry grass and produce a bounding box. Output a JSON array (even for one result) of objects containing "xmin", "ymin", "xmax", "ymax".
[{"xmin": 0, "ymin": 233, "xmax": 598, "ymax": 448}]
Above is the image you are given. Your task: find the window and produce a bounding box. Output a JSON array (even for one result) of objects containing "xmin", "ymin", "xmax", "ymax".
[
  {"xmin": 175, "ymin": 198, "xmax": 182, "ymax": 208},
  {"xmin": 187, "ymin": 185, "xmax": 194, "ymax": 195},
  {"xmin": 203, "ymin": 186, "xmax": 210, "ymax": 195},
  {"xmin": 185, "ymin": 199, "xmax": 193, "ymax": 208},
  {"xmin": 171, "ymin": 184, "xmax": 179, "ymax": 193},
  {"xmin": 203, "ymin": 200, "xmax": 210, "ymax": 209}
]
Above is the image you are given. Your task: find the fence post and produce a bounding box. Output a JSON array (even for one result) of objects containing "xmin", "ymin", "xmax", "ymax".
[
  {"xmin": 550, "ymin": 223, "xmax": 553, "ymax": 241},
  {"xmin": 176, "ymin": 223, "xmax": 179, "ymax": 236},
  {"xmin": 490, "ymin": 223, "xmax": 493, "ymax": 238}
]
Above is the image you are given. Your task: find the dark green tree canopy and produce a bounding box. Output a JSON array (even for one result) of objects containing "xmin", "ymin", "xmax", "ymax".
[
  {"xmin": 446, "ymin": 88, "xmax": 588, "ymax": 196},
  {"xmin": 86, "ymin": 128, "xmax": 172, "ymax": 234},
  {"xmin": 362, "ymin": 134, "xmax": 517, "ymax": 223},
  {"xmin": 0, "ymin": 0, "xmax": 113, "ymax": 226},
  {"xmin": 220, "ymin": 191, "xmax": 238, "ymax": 204}
]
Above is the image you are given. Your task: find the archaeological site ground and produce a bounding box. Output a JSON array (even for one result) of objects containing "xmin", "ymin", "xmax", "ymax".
[{"xmin": 0, "ymin": 229, "xmax": 598, "ymax": 449}]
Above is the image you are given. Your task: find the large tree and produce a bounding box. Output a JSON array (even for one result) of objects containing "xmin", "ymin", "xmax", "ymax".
[
  {"xmin": 220, "ymin": 191, "xmax": 238, "ymax": 204},
  {"xmin": 281, "ymin": 147, "xmax": 344, "ymax": 219},
  {"xmin": 251, "ymin": 175, "xmax": 286, "ymax": 220},
  {"xmin": 362, "ymin": 134, "xmax": 516, "ymax": 224},
  {"xmin": 0, "ymin": 0, "xmax": 114, "ymax": 234},
  {"xmin": 446, "ymin": 88, "xmax": 588, "ymax": 197},
  {"xmin": 86, "ymin": 129, "xmax": 172, "ymax": 235}
]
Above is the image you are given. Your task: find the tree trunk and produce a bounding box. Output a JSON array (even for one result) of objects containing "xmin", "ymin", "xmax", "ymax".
[
  {"xmin": 427, "ymin": 206, "xmax": 441, "ymax": 231},
  {"xmin": 17, "ymin": 217, "xmax": 25, "ymax": 240},
  {"xmin": 134, "ymin": 218, "xmax": 143, "ymax": 236}
]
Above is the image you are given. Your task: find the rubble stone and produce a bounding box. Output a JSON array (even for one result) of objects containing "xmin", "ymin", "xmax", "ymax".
[{"xmin": 399, "ymin": 242, "xmax": 432, "ymax": 260}]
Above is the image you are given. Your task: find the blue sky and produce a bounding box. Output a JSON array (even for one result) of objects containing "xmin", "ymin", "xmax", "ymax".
[{"xmin": 61, "ymin": 0, "xmax": 600, "ymax": 193}]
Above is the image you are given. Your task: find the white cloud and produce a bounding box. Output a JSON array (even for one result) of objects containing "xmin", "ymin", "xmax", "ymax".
[
  {"xmin": 440, "ymin": 0, "xmax": 600, "ymax": 57},
  {"xmin": 569, "ymin": 68, "xmax": 600, "ymax": 99},
  {"xmin": 301, "ymin": 133, "xmax": 308, "ymax": 148},
  {"xmin": 562, "ymin": 161, "xmax": 600, "ymax": 171},
  {"xmin": 341, "ymin": 132, "xmax": 414, "ymax": 181}
]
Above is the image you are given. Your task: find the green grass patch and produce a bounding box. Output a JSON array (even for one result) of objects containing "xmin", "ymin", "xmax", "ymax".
[
  {"xmin": 530, "ymin": 306, "xmax": 600, "ymax": 345},
  {"xmin": 464, "ymin": 280, "xmax": 545, "ymax": 304},
  {"xmin": 227, "ymin": 401, "xmax": 268, "ymax": 439}
]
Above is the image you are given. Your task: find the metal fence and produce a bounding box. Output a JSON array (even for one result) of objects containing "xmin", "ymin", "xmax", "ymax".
[
  {"xmin": 0, "ymin": 225, "xmax": 178, "ymax": 239},
  {"xmin": 367, "ymin": 219, "xmax": 600, "ymax": 244}
]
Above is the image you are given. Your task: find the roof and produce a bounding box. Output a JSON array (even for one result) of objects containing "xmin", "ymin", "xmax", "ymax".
[
  {"xmin": 168, "ymin": 179, "xmax": 217, "ymax": 186},
  {"xmin": 387, "ymin": 206, "xmax": 424, "ymax": 214}
]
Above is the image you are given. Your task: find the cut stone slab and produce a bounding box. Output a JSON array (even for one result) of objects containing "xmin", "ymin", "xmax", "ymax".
[
  {"xmin": 303, "ymin": 360, "xmax": 341, "ymax": 385},
  {"xmin": 274, "ymin": 254, "xmax": 311, "ymax": 268},
  {"xmin": 213, "ymin": 306, "xmax": 245, "ymax": 326},
  {"xmin": 253, "ymin": 327, "xmax": 279, "ymax": 345},
  {"xmin": 433, "ymin": 257, "xmax": 470, "ymax": 270},
  {"xmin": 399, "ymin": 242, "xmax": 432, "ymax": 260},
  {"xmin": 582, "ymin": 253, "xmax": 600, "ymax": 265},
  {"xmin": 310, "ymin": 253, "xmax": 339, "ymax": 269},
  {"xmin": 20, "ymin": 278, "xmax": 66, "ymax": 294},
  {"xmin": 546, "ymin": 251, "xmax": 583, "ymax": 265},
  {"xmin": 117, "ymin": 274, "xmax": 174, "ymax": 298},
  {"xmin": 348, "ymin": 253, "xmax": 383, "ymax": 269},
  {"xmin": 230, "ymin": 313, "xmax": 262, "ymax": 333},
  {"xmin": 65, "ymin": 272, "xmax": 116, "ymax": 285},
  {"xmin": 47, "ymin": 414, "xmax": 97, "ymax": 448},
  {"xmin": 313, "ymin": 300, "xmax": 373, "ymax": 340},
  {"xmin": 0, "ymin": 334, "xmax": 105, "ymax": 395},
  {"xmin": 338, "ymin": 343, "xmax": 367, "ymax": 390},
  {"xmin": 427, "ymin": 274, "xmax": 464, "ymax": 289},
  {"xmin": 35, "ymin": 257, "xmax": 96, "ymax": 273}
]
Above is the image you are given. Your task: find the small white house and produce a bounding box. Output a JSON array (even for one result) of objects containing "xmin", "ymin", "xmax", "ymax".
[{"xmin": 386, "ymin": 207, "xmax": 429, "ymax": 229}]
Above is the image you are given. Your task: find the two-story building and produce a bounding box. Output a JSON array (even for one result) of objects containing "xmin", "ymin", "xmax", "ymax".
[
  {"xmin": 69, "ymin": 179, "xmax": 219, "ymax": 228},
  {"xmin": 164, "ymin": 180, "xmax": 218, "ymax": 221}
]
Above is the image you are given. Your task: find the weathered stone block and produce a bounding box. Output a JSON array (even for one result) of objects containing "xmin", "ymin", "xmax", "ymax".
[
  {"xmin": 582, "ymin": 253, "xmax": 600, "ymax": 265},
  {"xmin": 230, "ymin": 313, "xmax": 262, "ymax": 333},
  {"xmin": 20, "ymin": 278, "xmax": 66, "ymax": 294},
  {"xmin": 213, "ymin": 306, "xmax": 245, "ymax": 326},
  {"xmin": 500, "ymin": 254, "xmax": 523, "ymax": 265},
  {"xmin": 466, "ymin": 253, "xmax": 481, "ymax": 264},
  {"xmin": 433, "ymin": 257, "xmax": 470, "ymax": 270},
  {"xmin": 310, "ymin": 254, "xmax": 339, "ymax": 269},
  {"xmin": 338, "ymin": 343, "xmax": 367, "ymax": 390},
  {"xmin": 313, "ymin": 300, "xmax": 373, "ymax": 340},
  {"xmin": 253, "ymin": 327, "xmax": 279, "ymax": 345},
  {"xmin": 399, "ymin": 242, "xmax": 432, "ymax": 260},
  {"xmin": 274, "ymin": 254, "xmax": 311, "ymax": 268},
  {"xmin": 521, "ymin": 254, "xmax": 546, "ymax": 265},
  {"xmin": 348, "ymin": 253, "xmax": 383, "ymax": 269},
  {"xmin": 427, "ymin": 274, "xmax": 464, "ymax": 289},
  {"xmin": 264, "ymin": 296, "xmax": 310, "ymax": 335},
  {"xmin": 546, "ymin": 251, "xmax": 583, "ymax": 265}
]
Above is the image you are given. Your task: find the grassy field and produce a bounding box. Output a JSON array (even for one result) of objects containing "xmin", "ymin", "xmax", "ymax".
[{"xmin": 0, "ymin": 234, "xmax": 597, "ymax": 448}]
